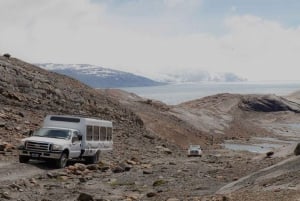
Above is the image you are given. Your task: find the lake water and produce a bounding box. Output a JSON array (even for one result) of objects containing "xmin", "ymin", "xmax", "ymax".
[{"xmin": 121, "ymin": 81, "xmax": 300, "ymax": 105}]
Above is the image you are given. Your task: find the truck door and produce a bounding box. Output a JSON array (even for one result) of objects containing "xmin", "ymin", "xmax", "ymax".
[{"xmin": 69, "ymin": 131, "xmax": 81, "ymax": 158}]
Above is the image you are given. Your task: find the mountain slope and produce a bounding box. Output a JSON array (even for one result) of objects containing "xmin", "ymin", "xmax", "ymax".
[{"xmin": 37, "ymin": 63, "xmax": 163, "ymax": 88}]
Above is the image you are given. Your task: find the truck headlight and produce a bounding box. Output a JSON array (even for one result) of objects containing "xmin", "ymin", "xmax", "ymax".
[{"xmin": 52, "ymin": 144, "xmax": 63, "ymax": 151}]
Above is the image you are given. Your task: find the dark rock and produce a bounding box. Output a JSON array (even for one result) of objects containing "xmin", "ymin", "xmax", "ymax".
[
  {"xmin": 266, "ymin": 151, "xmax": 274, "ymax": 158},
  {"xmin": 294, "ymin": 143, "xmax": 300, "ymax": 155},
  {"xmin": 146, "ymin": 192, "xmax": 157, "ymax": 197},
  {"xmin": 3, "ymin": 53, "xmax": 11, "ymax": 59},
  {"xmin": 18, "ymin": 112, "xmax": 25, "ymax": 117},
  {"xmin": 99, "ymin": 165, "xmax": 110, "ymax": 172},
  {"xmin": 0, "ymin": 122, "xmax": 5, "ymax": 127},
  {"xmin": 112, "ymin": 166, "xmax": 124, "ymax": 173},
  {"xmin": 0, "ymin": 144, "xmax": 5, "ymax": 151},
  {"xmin": 77, "ymin": 193, "xmax": 94, "ymax": 201},
  {"xmin": 143, "ymin": 170, "xmax": 153, "ymax": 175}
]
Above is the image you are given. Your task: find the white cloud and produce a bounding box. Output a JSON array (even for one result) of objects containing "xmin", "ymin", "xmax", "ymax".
[
  {"xmin": 0, "ymin": 1, "xmax": 300, "ymax": 81},
  {"xmin": 163, "ymin": 0, "xmax": 201, "ymax": 8}
]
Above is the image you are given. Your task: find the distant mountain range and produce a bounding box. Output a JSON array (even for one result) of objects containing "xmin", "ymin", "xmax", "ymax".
[
  {"xmin": 36, "ymin": 63, "xmax": 164, "ymax": 88},
  {"xmin": 37, "ymin": 63, "xmax": 246, "ymax": 88}
]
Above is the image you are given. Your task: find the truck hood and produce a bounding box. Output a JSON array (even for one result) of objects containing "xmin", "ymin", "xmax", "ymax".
[{"xmin": 22, "ymin": 136, "xmax": 69, "ymax": 145}]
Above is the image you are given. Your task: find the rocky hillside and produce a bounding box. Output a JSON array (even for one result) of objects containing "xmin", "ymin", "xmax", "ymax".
[{"xmin": 0, "ymin": 55, "xmax": 177, "ymax": 161}]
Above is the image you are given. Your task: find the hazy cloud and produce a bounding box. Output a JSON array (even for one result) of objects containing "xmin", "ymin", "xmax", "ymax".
[{"xmin": 0, "ymin": 0, "xmax": 300, "ymax": 81}]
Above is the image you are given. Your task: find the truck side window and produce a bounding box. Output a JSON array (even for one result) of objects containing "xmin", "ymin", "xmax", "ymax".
[
  {"xmin": 86, "ymin": 126, "xmax": 93, "ymax": 140},
  {"xmin": 72, "ymin": 132, "xmax": 79, "ymax": 143},
  {"xmin": 100, "ymin": 127, "xmax": 106, "ymax": 141},
  {"xmin": 107, "ymin": 127, "xmax": 112, "ymax": 141},
  {"xmin": 93, "ymin": 126, "xmax": 100, "ymax": 141}
]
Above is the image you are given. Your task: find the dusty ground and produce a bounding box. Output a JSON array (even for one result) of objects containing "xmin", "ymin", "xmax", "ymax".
[{"xmin": 0, "ymin": 147, "xmax": 286, "ymax": 201}]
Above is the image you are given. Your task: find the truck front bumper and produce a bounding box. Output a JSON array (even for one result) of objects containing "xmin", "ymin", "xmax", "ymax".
[{"xmin": 19, "ymin": 149, "xmax": 62, "ymax": 160}]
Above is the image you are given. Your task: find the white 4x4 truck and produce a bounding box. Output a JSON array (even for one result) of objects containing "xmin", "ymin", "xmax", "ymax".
[
  {"xmin": 18, "ymin": 115, "xmax": 113, "ymax": 168},
  {"xmin": 187, "ymin": 145, "xmax": 202, "ymax": 157}
]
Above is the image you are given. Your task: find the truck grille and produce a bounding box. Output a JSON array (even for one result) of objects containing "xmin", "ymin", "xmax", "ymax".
[{"xmin": 26, "ymin": 141, "xmax": 50, "ymax": 152}]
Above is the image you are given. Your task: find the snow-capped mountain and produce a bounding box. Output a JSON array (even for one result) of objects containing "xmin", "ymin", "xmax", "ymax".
[
  {"xmin": 36, "ymin": 63, "xmax": 164, "ymax": 88},
  {"xmin": 157, "ymin": 71, "xmax": 247, "ymax": 83}
]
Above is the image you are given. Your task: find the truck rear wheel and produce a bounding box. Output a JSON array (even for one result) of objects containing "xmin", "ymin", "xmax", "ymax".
[
  {"xmin": 86, "ymin": 151, "xmax": 100, "ymax": 164},
  {"xmin": 19, "ymin": 155, "xmax": 30, "ymax": 163},
  {"xmin": 56, "ymin": 152, "xmax": 68, "ymax": 168}
]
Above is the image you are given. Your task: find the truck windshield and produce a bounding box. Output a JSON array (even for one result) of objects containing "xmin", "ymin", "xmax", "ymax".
[{"xmin": 33, "ymin": 128, "xmax": 71, "ymax": 139}]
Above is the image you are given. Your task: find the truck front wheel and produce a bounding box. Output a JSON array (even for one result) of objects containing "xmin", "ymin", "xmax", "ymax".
[
  {"xmin": 56, "ymin": 152, "xmax": 68, "ymax": 168},
  {"xmin": 19, "ymin": 155, "xmax": 30, "ymax": 163}
]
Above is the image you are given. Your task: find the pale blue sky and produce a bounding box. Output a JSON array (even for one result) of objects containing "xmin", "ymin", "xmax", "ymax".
[
  {"xmin": 1, "ymin": 0, "xmax": 300, "ymax": 81},
  {"xmin": 94, "ymin": 0, "xmax": 300, "ymax": 33}
]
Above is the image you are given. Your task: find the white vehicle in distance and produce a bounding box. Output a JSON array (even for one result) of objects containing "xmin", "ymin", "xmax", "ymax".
[
  {"xmin": 18, "ymin": 115, "xmax": 113, "ymax": 168},
  {"xmin": 187, "ymin": 145, "xmax": 202, "ymax": 157}
]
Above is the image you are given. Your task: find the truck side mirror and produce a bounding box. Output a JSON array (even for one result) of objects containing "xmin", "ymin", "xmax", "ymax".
[
  {"xmin": 28, "ymin": 130, "xmax": 34, "ymax": 136},
  {"xmin": 78, "ymin": 135, "xmax": 82, "ymax": 141}
]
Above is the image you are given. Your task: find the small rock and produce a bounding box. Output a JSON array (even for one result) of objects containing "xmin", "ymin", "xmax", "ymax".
[
  {"xmin": 99, "ymin": 165, "xmax": 110, "ymax": 172},
  {"xmin": 10, "ymin": 183, "xmax": 22, "ymax": 190},
  {"xmin": 126, "ymin": 159, "xmax": 137, "ymax": 165},
  {"xmin": 153, "ymin": 179, "xmax": 167, "ymax": 187},
  {"xmin": 74, "ymin": 163, "xmax": 87, "ymax": 171},
  {"xmin": 47, "ymin": 172, "xmax": 55, "ymax": 178},
  {"xmin": 166, "ymin": 198, "xmax": 180, "ymax": 201},
  {"xmin": 143, "ymin": 170, "xmax": 153, "ymax": 175},
  {"xmin": 1, "ymin": 192, "xmax": 11, "ymax": 200},
  {"xmin": 59, "ymin": 176, "xmax": 69, "ymax": 181},
  {"xmin": 112, "ymin": 166, "xmax": 124, "ymax": 173},
  {"xmin": 87, "ymin": 164, "xmax": 98, "ymax": 171},
  {"xmin": 141, "ymin": 164, "xmax": 152, "ymax": 169},
  {"xmin": 163, "ymin": 148, "xmax": 172, "ymax": 154},
  {"xmin": 79, "ymin": 177, "xmax": 88, "ymax": 183},
  {"xmin": 29, "ymin": 178, "xmax": 37, "ymax": 184}
]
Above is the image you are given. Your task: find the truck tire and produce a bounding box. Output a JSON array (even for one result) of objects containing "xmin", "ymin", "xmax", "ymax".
[
  {"xmin": 19, "ymin": 155, "xmax": 30, "ymax": 163},
  {"xmin": 56, "ymin": 152, "xmax": 68, "ymax": 168},
  {"xmin": 86, "ymin": 150, "xmax": 100, "ymax": 164}
]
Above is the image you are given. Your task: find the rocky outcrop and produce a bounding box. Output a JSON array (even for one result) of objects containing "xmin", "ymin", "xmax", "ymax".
[{"xmin": 239, "ymin": 94, "xmax": 300, "ymax": 113}]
